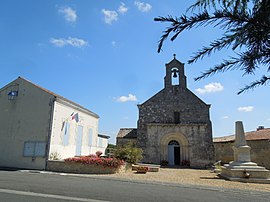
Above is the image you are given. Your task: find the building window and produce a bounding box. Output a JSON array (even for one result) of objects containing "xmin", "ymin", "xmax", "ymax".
[
  {"xmin": 8, "ymin": 90, "xmax": 18, "ymax": 100},
  {"xmin": 98, "ymin": 137, "xmax": 103, "ymax": 147},
  {"xmin": 174, "ymin": 112, "xmax": 180, "ymax": 123},
  {"xmin": 23, "ymin": 141, "xmax": 46, "ymax": 157},
  {"xmin": 63, "ymin": 122, "xmax": 70, "ymax": 146},
  {"xmin": 88, "ymin": 128, "xmax": 93, "ymax": 146}
]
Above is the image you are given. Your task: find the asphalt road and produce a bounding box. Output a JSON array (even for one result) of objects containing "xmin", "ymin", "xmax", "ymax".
[{"xmin": 0, "ymin": 170, "xmax": 269, "ymax": 202}]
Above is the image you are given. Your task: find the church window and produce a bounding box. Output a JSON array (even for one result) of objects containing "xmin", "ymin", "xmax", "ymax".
[{"xmin": 174, "ymin": 112, "xmax": 180, "ymax": 123}]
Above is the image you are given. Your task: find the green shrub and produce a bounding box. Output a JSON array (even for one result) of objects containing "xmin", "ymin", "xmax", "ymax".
[
  {"xmin": 105, "ymin": 144, "xmax": 116, "ymax": 157},
  {"xmin": 114, "ymin": 142, "xmax": 143, "ymax": 164}
]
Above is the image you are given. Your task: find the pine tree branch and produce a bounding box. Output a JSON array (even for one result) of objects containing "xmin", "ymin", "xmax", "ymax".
[
  {"xmin": 188, "ymin": 34, "xmax": 239, "ymax": 64},
  {"xmin": 155, "ymin": 10, "xmax": 250, "ymax": 53},
  {"xmin": 189, "ymin": 0, "xmax": 252, "ymax": 13},
  {"xmin": 237, "ymin": 75, "xmax": 270, "ymax": 94},
  {"xmin": 194, "ymin": 60, "xmax": 239, "ymax": 80},
  {"xmin": 155, "ymin": 0, "xmax": 270, "ymax": 93}
]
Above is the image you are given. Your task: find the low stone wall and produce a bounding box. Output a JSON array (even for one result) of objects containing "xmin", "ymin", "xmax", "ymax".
[
  {"xmin": 46, "ymin": 160, "xmax": 126, "ymax": 174},
  {"xmin": 214, "ymin": 140, "xmax": 270, "ymax": 169}
]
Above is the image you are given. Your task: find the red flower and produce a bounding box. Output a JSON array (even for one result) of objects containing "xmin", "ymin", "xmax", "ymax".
[{"xmin": 64, "ymin": 156, "xmax": 124, "ymax": 168}]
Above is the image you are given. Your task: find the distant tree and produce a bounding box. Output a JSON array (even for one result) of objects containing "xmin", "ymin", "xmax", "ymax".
[
  {"xmin": 107, "ymin": 143, "xmax": 117, "ymax": 149},
  {"xmin": 155, "ymin": 0, "xmax": 270, "ymax": 94},
  {"xmin": 114, "ymin": 142, "xmax": 143, "ymax": 164},
  {"xmin": 105, "ymin": 144, "xmax": 117, "ymax": 157}
]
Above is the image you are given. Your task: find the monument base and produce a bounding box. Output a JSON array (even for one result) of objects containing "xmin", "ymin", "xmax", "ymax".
[{"xmin": 220, "ymin": 162, "xmax": 270, "ymax": 184}]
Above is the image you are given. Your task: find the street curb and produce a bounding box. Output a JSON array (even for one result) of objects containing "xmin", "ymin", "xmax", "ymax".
[{"xmin": 18, "ymin": 169, "xmax": 270, "ymax": 197}]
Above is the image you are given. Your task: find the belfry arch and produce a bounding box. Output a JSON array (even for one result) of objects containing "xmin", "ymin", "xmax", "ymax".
[
  {"xmin": 164, "ymin": 54, "xmax": 187, "ymax": 89},
  {"xmin": 171, "ymin": 67, "xmax": 180, "ymax": 86}
]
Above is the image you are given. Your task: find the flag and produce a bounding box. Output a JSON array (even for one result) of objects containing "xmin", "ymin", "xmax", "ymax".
[
  {"xmin": 61, "ymin": 121, "xmax": 65, "ymax": 131},
  {"xmin": 72, "ymin": 113, "xmax": 79, "ymax": 123}
]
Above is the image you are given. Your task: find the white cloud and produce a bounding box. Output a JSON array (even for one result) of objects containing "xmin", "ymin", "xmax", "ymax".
[
  {"xmin": 66, "ymin": 37, "xmax": 88, "ymax": 47},
  {"xmin": 238, "ymin": 106, "xmax": 254, "ymax": 112},
  {"xmin": 118, "ymin": 2, "xmax": 128, "ymax": 14},
  {"xmin": 50, "ymin": 38, "xmax": 66, "ymax": 47},
  {"xmin": 134, "ymin": 1, "xmax": 152, "ymax": 12},
  {"xmin": 58, "ymin": 6, "xmax": 77, "ymax": 23},
  {"xmin": 195, "ymin": 82, "xmax": 224, "ymax": 94},
  {"xmin": 117, "ymin": 94, "xmax": 138, "ymax": 102},
  {"xmin": 50, "ymin": 37, "xmax": 88, "ymax": 48},
  {"xmin": 102, "ymin": 9, "xmax": 118, "ymax": 24},
  {"xmin": 112, "ymin": 41, "xmax": 117, "ymax": 47},
  {"xmin": 221, "ymin": 116, "xmax": 229, "ymax": 119}
]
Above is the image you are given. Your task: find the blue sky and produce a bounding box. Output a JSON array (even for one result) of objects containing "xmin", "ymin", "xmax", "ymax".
[{"xmin": 1, "ymin": 1, "xmax": 269, "ymax": 144}]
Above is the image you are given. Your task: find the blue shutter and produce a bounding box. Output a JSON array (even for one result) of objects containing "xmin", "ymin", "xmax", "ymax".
[
  {"xmin": 98, "ymin": 137, "xmax": 103, "ymax": 147},
  {"xmin": 88, "ymin": 128, "xmax": 93, "ymax": 146},
  {"xmin": 63, "ymin": 122, "xmax": 70, "ymax": 146},
  {"xmin": 76, "ymin": 125, "xmax": 83, "ymax": 156}
]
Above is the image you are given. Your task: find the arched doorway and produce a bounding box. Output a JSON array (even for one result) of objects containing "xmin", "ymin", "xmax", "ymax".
[
  {"xmin": 160, "ymin": 133, "xmax": 189, "ymax": 166},
  {"xmin": 168, "ymin": 140, "xmax": 180, "ymax": 165}
]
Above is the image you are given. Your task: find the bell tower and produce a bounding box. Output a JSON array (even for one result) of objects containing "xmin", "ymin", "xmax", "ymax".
[{"xmin": 164, "ymin": 54, "xmax": 187, "ymax": 89}]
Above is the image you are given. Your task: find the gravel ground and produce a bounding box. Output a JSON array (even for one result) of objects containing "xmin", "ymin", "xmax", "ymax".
[{"xmin": 100, "ymin": 168, "xmax": 270, "ymax": 193}]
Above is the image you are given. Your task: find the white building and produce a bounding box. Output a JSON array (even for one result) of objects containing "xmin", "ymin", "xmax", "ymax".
[{"xmin": 0, "ymin": 77, "xmax": 109, "ymax": 170}]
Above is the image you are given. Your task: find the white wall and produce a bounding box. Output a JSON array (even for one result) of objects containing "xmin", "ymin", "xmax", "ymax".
[
  {"xmin": 0, "ymin": 77, "xmax": 107, "ymax": 170},
  {"xmin": 0, "ymin": 78, "xmax": 53, "ymax": 169},
  {"xmin": 49, "ymin": 100, "xmax": 101, "ymax": 159},
  {"xmin": 97, "ymin": 136, "xmax": 109, "ymax": 155}
]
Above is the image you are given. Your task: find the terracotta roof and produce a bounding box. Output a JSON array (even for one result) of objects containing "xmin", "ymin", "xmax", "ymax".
[
  {"xmin": 17, "ymin": 77, "xmax": 99, "ymax": 118},
  {"xmin": 117, "ymin": 128, "xmax": 137, "ymax": 138},
  {"xmin": 213, "ymin": 128, "xmax": 270, "ymax": 143}
]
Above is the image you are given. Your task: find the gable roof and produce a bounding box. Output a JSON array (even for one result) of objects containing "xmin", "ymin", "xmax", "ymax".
[
  {"xmin": 139, "ymin": 87, "xmax": 209, "ymax": 108},
  {"xmin": 166, "ymin": 57, "xmax": 184, "ymax": 66},
  {"xmin": 213, "ymin": 128, "xmax": 270, "ymax": 143},
  {"xmin": 3, "ymin": 77, "xmax": 99, "ymax": 118},
  {"xmin": 117, "ymin": 128, "xmax": 137, "ymax": 138}
]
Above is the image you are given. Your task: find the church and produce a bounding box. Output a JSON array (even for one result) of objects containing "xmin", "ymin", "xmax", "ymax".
[{"xmin": 117, "ymin": 56, "xmax": 214, "ymax": 168}]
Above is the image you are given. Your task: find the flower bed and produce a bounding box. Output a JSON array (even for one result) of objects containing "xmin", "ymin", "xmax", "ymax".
[
  {"xmin": 65, "ymin": 155, "xmax": 124, "ymax": 169},
  {"xmin": 47, "ymin": 155, "xmax": 125, "ymax": 174},
  {"xmin": 136, "ymin": 166, "xmax": 149, "ymax": 174}
]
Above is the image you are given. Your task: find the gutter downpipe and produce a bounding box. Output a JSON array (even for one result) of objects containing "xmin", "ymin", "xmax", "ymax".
[{"xmin": 45, "ymin": 96, "xmax": 56, "ymax": 170}]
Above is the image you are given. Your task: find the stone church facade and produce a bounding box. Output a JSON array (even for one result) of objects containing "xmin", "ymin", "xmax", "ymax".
[{"xmin": 117, "ymin": 56, "xmax": 214, "ymax": 168}]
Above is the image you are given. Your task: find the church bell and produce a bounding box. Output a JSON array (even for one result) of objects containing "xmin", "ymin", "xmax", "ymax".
[{"xmin": 173, "ymin": 71, "xmax": 178, "ymax": 78}]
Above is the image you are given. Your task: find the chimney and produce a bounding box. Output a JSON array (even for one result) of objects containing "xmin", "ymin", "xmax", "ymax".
[{"xmin": 257, "ymin": 126, "xmax": 265, "ymax": 131}]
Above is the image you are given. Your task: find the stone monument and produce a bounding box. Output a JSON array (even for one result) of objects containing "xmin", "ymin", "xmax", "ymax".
[{"xmin": 220, "ymin": 121, "xmax": 270, "ymax": 183}]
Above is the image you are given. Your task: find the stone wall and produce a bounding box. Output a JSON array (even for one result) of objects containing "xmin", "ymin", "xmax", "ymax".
[
  {"xmin": 141, "ymin": 123, "xmax": 214, "ymax": 168},
  {"xmin": 116, "ymin": 138, "xmax": 137, "ymax": 147},
  {"xmin": 138, "ymin": 87, "xmax": 210, "ymax": 125},
  {"xmin": 137, "ymin": 86, "xmax": 214, "ymax": 168},
  {"xmin": 214, "ymin": 140, "xmax": 270, "ymax": 169}
]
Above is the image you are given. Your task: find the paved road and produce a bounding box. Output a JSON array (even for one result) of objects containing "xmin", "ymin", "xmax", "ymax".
[{"xmin": 0, "ymin": 170, "xmax": 269, "ymax": 202}]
